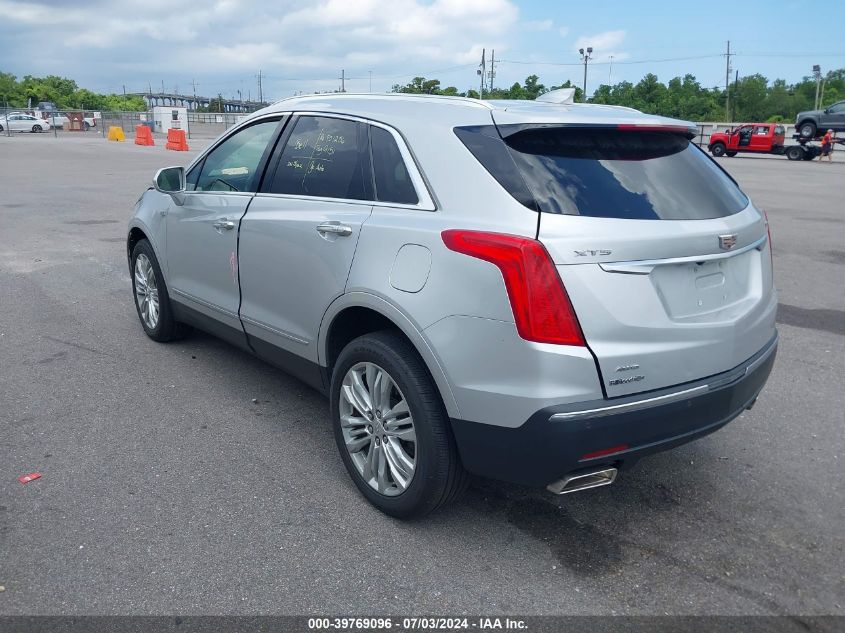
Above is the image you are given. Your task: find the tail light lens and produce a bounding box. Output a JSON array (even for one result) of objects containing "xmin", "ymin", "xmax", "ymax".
[{"xmin": 441, "ymin": 230, "xmax": 585, "ymax": 346}]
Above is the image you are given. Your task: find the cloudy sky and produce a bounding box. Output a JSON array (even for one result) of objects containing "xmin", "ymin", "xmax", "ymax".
[{"xmin": 0, "ymin": 0, "xmax": 840, "ymax": 100}]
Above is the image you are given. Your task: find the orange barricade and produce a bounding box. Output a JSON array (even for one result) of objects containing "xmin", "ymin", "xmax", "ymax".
[
  {"xmin": 134, "ymin": 125, "xmax": 154, "ymax": 146},
  {"xmin": 165, "ymin": 128, "xmax": 189, "ymax": 151}
]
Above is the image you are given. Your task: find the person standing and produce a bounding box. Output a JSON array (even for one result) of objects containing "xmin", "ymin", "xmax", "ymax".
[{"xmin": 819, "ymin": 129, "xmax": 834, "ymax": 163}]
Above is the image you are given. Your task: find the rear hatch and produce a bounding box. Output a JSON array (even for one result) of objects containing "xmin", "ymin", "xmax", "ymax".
[{"xmin": 489, "ymin": 119, "xmax": 777, "ymax": 397}]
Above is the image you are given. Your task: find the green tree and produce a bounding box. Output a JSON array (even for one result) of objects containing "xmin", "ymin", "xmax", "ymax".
[{"xmin": 207, "ymin": 94, "xmax": 226, "ymax": 113}]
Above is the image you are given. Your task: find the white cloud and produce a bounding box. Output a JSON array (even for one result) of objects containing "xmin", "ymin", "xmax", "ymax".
[
  {"xmin": 558, "ymin": 26, "xmax": 570, "ymax": 37},
  {"xmin": 574, "ymin": 29, "xmax": 627, "ymax": 61},
  {"xmin": 0, "ymin": 0, "xmax": 522, "ymax": 97}
]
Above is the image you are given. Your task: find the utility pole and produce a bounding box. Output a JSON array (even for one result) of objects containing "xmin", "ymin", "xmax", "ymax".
[
  {"xmin": 369, "ymin": 70, "xmax": 372, "ymax": 93},
  {"xmin": 122, "ymin": 84, "xmax": 127, "ymax": 110},
  {"xmin": 257, "ymin": 70, "xmax": 264, "ymax": 104},
  {"xmin": 339, "ymin": 69, "xmax": 346, "ymax": 93},
  {"xmin": 161, "ymin": 79, "xmax": 165, "ymax": 95},
  {"xmin": 579, "ymin": 46, "xmax": 593, "ymax": 101},
  {"xmin": 812, "ymin": 64, "xmax": 822, "ymax": 110},
  {"xmin": 477, "ymin": 48, "xmax": 486, "ymax": 98},
  {"xmin": 488, "ymin": 49, "xmax": 496, "ymax": 93},
  {"xmin": 608, "ymin": 55, "xmax": 614, "ymax": 84},
  {"xmin": 724, "ymin": 40, "xmax": 733, "ymax": 122},
  {"xmin": 192, "ymin": 79, "xmax": 198, "ymax": 111}
]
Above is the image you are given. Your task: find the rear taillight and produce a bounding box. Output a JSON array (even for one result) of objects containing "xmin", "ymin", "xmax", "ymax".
[{"xmin": 441, "ymin": 230, "xmax": 585, "ymax": 346}]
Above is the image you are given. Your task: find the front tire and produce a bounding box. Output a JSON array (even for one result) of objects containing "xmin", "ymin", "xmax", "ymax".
[
  {"xmin": 32, "ymin": 125, "xmax": 43, "ymax": 133},
  {"xmin": 725, "ymin": 151, "xmax": 737, "ymax": 157},
  {"xmin": 798, "ymin": 121, "xmax": 817, "ymax": 138},
  {"xmin": 130, "ymin": 239, "xmax": 190, "ymax": 342},
  {"xmin": 330, "ymin": 331, "xmax": 468, "ymax": 518},
  {"xmin": 710, "ymin": 142, "xmax": 726, "ymax": 157}
]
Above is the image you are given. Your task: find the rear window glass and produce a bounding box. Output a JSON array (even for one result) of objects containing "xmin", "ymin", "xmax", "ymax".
[{"xmin": 456, "ymin": 126, "xmax": 748, "ymax": 220}]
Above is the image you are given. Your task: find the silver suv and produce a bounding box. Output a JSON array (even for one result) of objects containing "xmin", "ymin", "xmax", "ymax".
[{"xmin": 127, "ymin": 93, "xmax": 777, "ymax": 518}]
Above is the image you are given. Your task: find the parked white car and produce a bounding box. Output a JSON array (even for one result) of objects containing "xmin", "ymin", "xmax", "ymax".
[{"xmin": 0, "ymin": 113, "xmax": 51, "ymax": 133}]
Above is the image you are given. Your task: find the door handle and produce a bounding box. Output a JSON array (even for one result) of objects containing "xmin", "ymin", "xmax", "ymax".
[
  {"xmin": 316, "ymin": 222, "xmax": 353, "ymax": 237},
  {"xmin": 213, "ymin": 218, "xmax": 235, "ymax": 231}
]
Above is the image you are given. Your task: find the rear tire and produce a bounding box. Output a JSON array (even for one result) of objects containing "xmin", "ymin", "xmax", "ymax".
[
  {"xmin": 330, "ymin": 331, "xmax": 468, "ymax": 518},
  {"xmin": 786, "ymin": 146, "xmax": 805, "ymax": 161},
  {"xmin": 798, "ymin": 121, "xmax": 817, "ymax": 138},
  {"xmin": 32, "ymin": 125, "xmax": 43, "ymax": 133},
  {"xmin": 710, "ymin": 142, "xmax": 726, "ymax": 157},
  {"xmin": 130, "ymin": 239, "xmax": 191, "ymax": 342}
]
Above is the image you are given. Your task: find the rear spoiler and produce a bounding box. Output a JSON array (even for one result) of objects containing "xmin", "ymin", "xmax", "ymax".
[{"xmin": 497, "ymin": 122, "xmax": 699, "ymax": 140}]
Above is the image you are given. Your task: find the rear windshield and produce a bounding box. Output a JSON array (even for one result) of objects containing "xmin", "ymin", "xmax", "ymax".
[{"xmin": 455, "ymin": 125, "xmax": 749, "ymax": 220}]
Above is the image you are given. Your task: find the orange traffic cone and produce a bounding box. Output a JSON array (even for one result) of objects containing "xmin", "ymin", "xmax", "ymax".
[
  {"xmin": 165, "ymin": 128, "xmax": 189, "ymax": 151},
  {"xmin": 134, "ymin": 125, "xmax": 154, "ymax": 146}
]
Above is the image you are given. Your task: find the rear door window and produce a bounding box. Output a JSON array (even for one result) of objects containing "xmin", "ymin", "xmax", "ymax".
[
  {"xmin": 267, "ymin": 116, "xmax": 370, "ymax": 200},
  {"xmin": 457, "ymin": 125, "xmax": 748, "ymax": 220}
]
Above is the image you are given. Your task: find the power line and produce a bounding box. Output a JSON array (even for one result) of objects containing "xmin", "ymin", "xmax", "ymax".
[{"xmin": 500, "ymin": 53, "xmax": 723, "ymax": 67}]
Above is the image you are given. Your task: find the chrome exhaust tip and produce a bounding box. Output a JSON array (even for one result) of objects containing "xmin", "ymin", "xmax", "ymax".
[{"xmin": 546, "ymin": 467, "xmax": 618, "ymax": 495}]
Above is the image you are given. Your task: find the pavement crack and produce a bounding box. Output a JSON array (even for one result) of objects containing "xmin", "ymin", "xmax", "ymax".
[{"xmin": 43, "ymin": 335, "xmax": 110, "ymax": 357}]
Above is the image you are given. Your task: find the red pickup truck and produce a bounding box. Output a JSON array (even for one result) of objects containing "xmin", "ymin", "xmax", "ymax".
[{"xmin": 708, "ymin": 123, "xmax": 786, "ymax": 157}]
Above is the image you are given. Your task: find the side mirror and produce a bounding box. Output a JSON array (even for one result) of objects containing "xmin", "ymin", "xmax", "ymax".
[{"xmin": 153, "ymin": 166, "xmax": 186, "ymax": 194}]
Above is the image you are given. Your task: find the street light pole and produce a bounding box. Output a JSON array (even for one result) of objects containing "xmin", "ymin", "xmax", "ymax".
[{"xmin": 579, "ymin": 46, "xmax": 593, "ymax": 102}]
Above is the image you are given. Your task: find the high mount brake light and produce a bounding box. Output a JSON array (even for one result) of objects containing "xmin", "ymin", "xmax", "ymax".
[
  {"xmin": 616, "ymin": 123, "xmax": 698, "ymax": 138},
  {"xmin": 441, "ymin": 230, "xmax": 585, "ymax": 346}
]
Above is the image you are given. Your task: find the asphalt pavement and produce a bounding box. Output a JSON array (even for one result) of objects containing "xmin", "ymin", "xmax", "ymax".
[{"xmin": 1, "ymin": 134, "xmax": 843, "ymax": 616}]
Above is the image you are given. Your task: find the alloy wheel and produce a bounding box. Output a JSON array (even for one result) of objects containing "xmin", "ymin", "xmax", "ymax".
[
  {"xmin": 134, "ymin": 253, "xmax": 160, "ymax": 330},
  {"xmin": 339, "ymin": 362, "xmax": 417, "ymax": 496}
]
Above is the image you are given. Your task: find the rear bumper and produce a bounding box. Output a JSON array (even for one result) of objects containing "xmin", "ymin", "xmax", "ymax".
[{"xmin": 450, "ymin": 332, "xmax": 778, "ymax": 488}]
